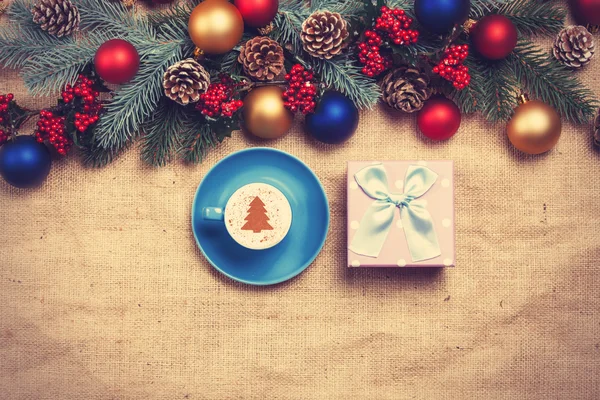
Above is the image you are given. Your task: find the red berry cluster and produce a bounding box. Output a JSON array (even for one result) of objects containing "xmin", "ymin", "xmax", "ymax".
[
  {"xmin": 0, "ymin": 93, "xmax": 14, "ymax": 145},
  {"xmin": 196, "ymin": 75, "xmax": 243, "ymax": 118},
  {"xmin": 62, "ymin": 75, "xmax": 102, "ymax": 133},
  {"xmin": 283, "ymin": 64, "xmax": 318, "ymax": 114},
  {"xmin": 358, "ymin": 30, "xmax": 393, "ymax": 77},
  {"xmin": 35, "ymin": 110, "xmax": 71, "ymax": 155},
  {"xmin": 358, "ymin": 6, "xmax": 418, "ymax": 77},
  {"xmin": 432, "ymin": 45, "xmax": 471, "ymax": 90},
  {"xmin": 375, "ymin": 6, "xmax": 419, "ymax": 45}
]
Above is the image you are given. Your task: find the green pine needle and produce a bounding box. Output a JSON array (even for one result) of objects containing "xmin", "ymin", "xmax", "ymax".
[
  {"xmin": 478, "ymin": 60, "xmax": 518, "ymax": 122},
  {"xmin": 273, "ymin": 3, "xmax": 306, "ymax": 53},
  {"xmin": 77, "ymin": 0, "xmax": 156, "ymax": 41},
  {"xmin": 0, "ymin": 25, "xmax": 71, "ymax": 69},
  {"xmin": 314, "ymin": 57, "xmax": 381, "ymax": 109},
  {"xmin": 140, "ymin": 99, "xmax": 187, "ymax": 167},
  {"xmin": 21, "ymin": 35, "xmax": 107, "ymax": 96},
  {"xmin": 178, "ymin": 121, "xmax": 217, "ymax": 164},
  {"xmin": 498, "ymin": 0, "xmax": 566, "ymax": 37},
  {"xmin": 509, "ymin": 39, "xmax": 598, "ymax": 124},
  {"xmin": 450, "ymin": 57, "xmax": 487, "ymax": 115},
  {"xmin": 80, "ymin": 139, "xmax": 129, "ymax": 168},
  {"xmin": 94, "ymin": 41, "xmax": 185, "ymax": 149},
  {"xmin": 8, "ymin": 0, "xmax": 41, "ymax": 29}
]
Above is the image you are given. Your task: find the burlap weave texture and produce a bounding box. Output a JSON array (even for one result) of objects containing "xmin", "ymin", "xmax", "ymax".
[{"xmin": 1, "ymin": 10, "xmax": 599, "ymax": 399}]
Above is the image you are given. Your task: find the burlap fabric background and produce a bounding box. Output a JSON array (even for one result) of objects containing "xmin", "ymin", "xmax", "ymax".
[{"xmin": 1, "ymin": 5, "xmax": 600, "ymax": 398}]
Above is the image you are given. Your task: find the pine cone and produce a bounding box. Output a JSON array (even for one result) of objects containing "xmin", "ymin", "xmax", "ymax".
[
  {"xmin": 594, "ymin": 108, "xmax": 600, "ymax": 147},
  {"xmin": 31, "ymin": 0, "xmax": 80, "ymax": 38},
  {"xmin": 163, "ymin": 59, "xmax": 210, "ymax": 105},
  {"xmin": 381, "ymin": 67, "xmax": 432, "ymax": 113},
  {"xmin": 301, "ymin": 11, "xmax": 349, "ymax": 60},
  {"xmin": 238, "ymin": 37, "xmax": 284, "ymax": 81},
  {"xmin": 553, "ymin": 25, "xmax": 595, "ymax": 69}
]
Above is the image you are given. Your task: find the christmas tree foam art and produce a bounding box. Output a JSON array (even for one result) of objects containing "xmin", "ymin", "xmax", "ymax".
[{"xmin": 241, "ymin": 196, "xmax": 273, "ymax": 233}]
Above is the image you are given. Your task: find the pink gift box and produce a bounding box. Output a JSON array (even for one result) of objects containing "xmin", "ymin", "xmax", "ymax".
[{"xmin": 347, "ymin": 161, "xmax": 455, "ymax": 268}]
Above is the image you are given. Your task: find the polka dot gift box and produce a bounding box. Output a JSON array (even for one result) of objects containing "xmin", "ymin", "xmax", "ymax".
[{"xmin": 347, "ymin": 161, "xmax": 455, "ymax": 268}]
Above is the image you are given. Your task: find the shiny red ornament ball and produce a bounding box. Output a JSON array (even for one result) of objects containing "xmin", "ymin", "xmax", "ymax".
[
  {"xmin": 569, "ymin": 0, "xmax": 600, "ymax": 25},
  {"xmin": 94, "ymin": 39, "xmax": 140, "ymax": 84},
  {"xmin": 234, "ymin": 0, "xmax": 278, "ymax": 28},
  {"xmin": 471, "ymin": 14, "xmax": 518, "ymax": 60},
  {"xmin": 417, "ymin": 97, "xmax": 461, "ymax": 141}
]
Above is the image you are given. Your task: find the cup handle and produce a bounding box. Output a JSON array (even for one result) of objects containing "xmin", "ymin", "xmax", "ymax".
[{"xmin": 202, "ymin": 207, "xmax": 225, "ymax": 221}]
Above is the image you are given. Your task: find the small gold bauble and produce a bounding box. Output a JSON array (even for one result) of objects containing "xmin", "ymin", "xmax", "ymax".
[
  {"xmin": 188, "ymin": 0, "xmax": 244, "ymax": 55},
  {"xmin": 242, "ymin": 86, "xmax": 293, "ymax": 139},
  {"xmin": 507, "ymin": 97, "xmax": 562, "ymax": 155}
]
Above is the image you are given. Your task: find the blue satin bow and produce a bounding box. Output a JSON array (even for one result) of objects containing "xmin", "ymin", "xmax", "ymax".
[{"xmin": 349, "ymin": 163, "xmax": 441, "ymax": 262}]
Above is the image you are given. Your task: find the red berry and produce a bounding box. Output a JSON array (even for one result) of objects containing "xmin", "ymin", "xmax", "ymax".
[{"xmin": 432, "ymin": 45, "xmax": 471, "ymax": 91}]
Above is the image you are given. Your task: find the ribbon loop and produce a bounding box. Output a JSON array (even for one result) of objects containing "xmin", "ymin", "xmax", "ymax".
[{"xmin": 349, "ymin": 163, "xmax": 441, "ymax": 262}]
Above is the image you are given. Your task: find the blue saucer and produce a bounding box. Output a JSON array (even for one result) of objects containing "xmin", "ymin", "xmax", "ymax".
[{"xmin": 192, "ymin": 148, "xmax": 330, "ymax": 285}]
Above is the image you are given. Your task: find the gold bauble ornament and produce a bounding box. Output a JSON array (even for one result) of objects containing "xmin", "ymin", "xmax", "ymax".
[
  {"xmin": 507, "ymin": 94, "xmax": 562, "ymax": 155},
  {"xmin": 242, "ymin": 86, "xmax": 293, "ymax": 139},
  {"xmin": 188, "ymin": 0, "xmax": 244, "ymax": 55}
]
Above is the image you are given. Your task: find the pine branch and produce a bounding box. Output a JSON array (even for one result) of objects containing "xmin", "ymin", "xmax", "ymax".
[
  {"xmin": 313, "ymin": 57, "xmax": 381, "ymax": 109},
  {"xmin": 276, "ymin": 2, "xmax": 380, "ymax": 109},
  {"xmin": 148, "ymin": 2, "xmax": 192, "ymax": 28},
  {"xmin": 94, "ymin": 41, "xmax": 184, "ymax": 149},
  {"xmin": 140, "ymin": 99, "xmax": 186, "ymax": 167},
  {"xmin": 148, "ymin": 2, "xmax": 195, "ymax": 48},
  {"xmin": 217, "ymin": 50, "xmax": 243, "ymax": 76},
  {"xmin": 178, "ymin": 120, "xmax": 217, "ymax": 164},
  {"xmin": 0, "ymin": 24, "xmax": 71, "ymax": 68},
  {"xmin": 310, "ymin": 0, "xmax": 365, "ymax": 16},
  {"xmin": 273, "ymin": 1, "xmax": 307, "ymax": 53},
  {"xmin": 0, "ymin": 0, "xmax": 71, "ymax": 68},
  {"xmin": 477, "ymin": 60, "xmax": 518, "ymax": 122},
  {"xmin": 469, "ymin": 0, "xmax": 511, "ymax": 18},
  {"xmin": 508, "ymin": 39, "xmax": 598, "ymax": 124},
  {"xmin": 80, "ymin": 138, "xmax": 129, "ymax": 167},
  {"xmin": 450, "ymin": 57, "xmax": 487, "ymax": 115},
  {"xmin": 77, "ymin": 0, "xmax": 156, "ymax": 41},
  {"xmin": 20, "ymin": 34, "xmax": 108, "ymax": 95},
  {"xmin": 497, "ymin": 0, "xmax": 566, "ymax": 37},
  {"xmin": 8, "ymin": 0, "xmax": 40, "ymax": 29}
]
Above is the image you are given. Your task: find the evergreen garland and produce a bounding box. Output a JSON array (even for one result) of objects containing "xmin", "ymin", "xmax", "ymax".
[{"xmin": 0, "ymin": 0, "xmax": 596, "ymax": 167}]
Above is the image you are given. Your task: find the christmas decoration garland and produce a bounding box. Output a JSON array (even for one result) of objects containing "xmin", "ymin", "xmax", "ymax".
[{"xmin": 0, "ymin": 0, "xmax": 598, "ymax": 180}]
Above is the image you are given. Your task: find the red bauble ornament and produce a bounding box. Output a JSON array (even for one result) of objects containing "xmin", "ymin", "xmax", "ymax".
[
  {"xmin": 94, "ymin": 39, "xmax": 140, "ymax": 84},
  {"xmin": 234, "ymin": 0, "xmax": 278, "ymax": 28},
  {"xmin": 471, "ymin": 14, "xmax": 518, "ymax": 60},
  {"xmin": 417, "ymin": 97, "xmax": 461, "ymax": 141},
  {"xmin": 569, "ymin": 0, "xmax": 600, "ymax": 25}
]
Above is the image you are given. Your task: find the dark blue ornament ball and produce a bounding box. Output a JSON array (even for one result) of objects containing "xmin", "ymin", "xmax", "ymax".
[
  {"xmin": 305, "ymin": 91, "xmax": 359, "ymax": 144},
  {"xmin": 0, "ymin": 136, "xmax": 52, "ymax": 188},
  {"xmin": 414, "ymin": 0, "xmax": 471, "ymax": 34}
]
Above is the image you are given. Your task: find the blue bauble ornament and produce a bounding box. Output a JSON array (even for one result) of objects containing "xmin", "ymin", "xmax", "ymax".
[
  {"xmin": 0, "ymin": 136, "xmax": 51, "ymax": 188},
  {"xmin": 414, "ymin": 0, "xmax": 471, "ymax": 34},
  {"xmin": 305, "ymin": 91, "xmax": 359, "ymax": 144}
]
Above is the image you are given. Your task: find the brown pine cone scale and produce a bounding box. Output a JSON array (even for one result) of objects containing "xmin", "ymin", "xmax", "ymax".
[
  {"xmin": 301, "ymin": 11, "xmax": 349, "ymax": 60},
  {"xmin": 238, "ymin": 36, "xmax": 284, "ymax": 81},
  {"xmin": 381, "ymin": 67, "xmax": 432, "ymax": 113},
  {"xmin": 163, "ymin": 59, "xmax": 211, "ymax": 105},
  {"xmin": 553, "ymin": 25, "xmax": 595, "ymax": 69},
  {"xmin": 31, "ymin": 0, "xmax": 80, "ymax": 37}
]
